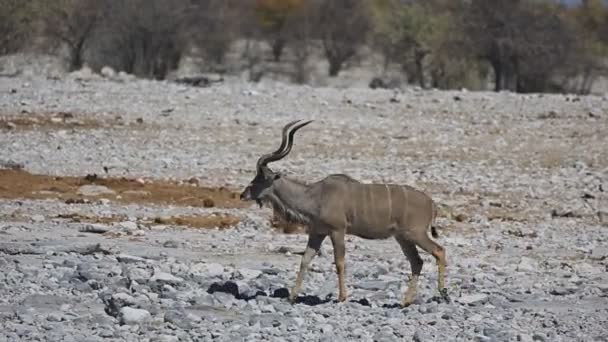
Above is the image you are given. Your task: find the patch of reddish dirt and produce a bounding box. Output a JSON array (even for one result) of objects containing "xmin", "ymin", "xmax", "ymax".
[
  {"xmin": 1, "ymin": 112, "xmax": 106, "ymax": 130},
  {"xmin": 0, "ymin": 169, "xmax": 246, "ymax": 209},
  {"xmin": 0, "ymin": 112, "xmax": 149, "ymax": 130}
]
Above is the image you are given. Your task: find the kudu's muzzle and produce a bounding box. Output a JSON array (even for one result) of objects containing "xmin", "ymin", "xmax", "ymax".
[
  {"xmin": 240, "ymin": 186, "xmax": 264, "ymax": 208},
  {"xmin": 239, "ymin": 186, "xmax": 251, "ymax": 201}
]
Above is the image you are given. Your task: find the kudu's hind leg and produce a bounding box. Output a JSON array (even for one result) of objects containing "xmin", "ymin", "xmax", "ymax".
[
  {"xmin": 395, "ymin": 236, "xmax": 423, "ymax": 307},
  {"xmin": 329, "ymin": 230, "xmax": 347, "ymax": 302},
  {"xmin": 415, "ymin": 234, "xmax": 449, "ymax": 302},
  {"xmin": 289, "ymin": 233, "xmax": 326, "ymax": 304}
]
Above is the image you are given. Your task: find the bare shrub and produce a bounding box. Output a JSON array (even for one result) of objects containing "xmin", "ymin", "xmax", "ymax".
[
  {"xmin": 36, "ymin": 0, "xmax": 106, "ymax": 71},
  {"xmin": 316, "ymin": 0, "xmax": 371, "ymax": 77},
  {"xmin": 254, "ymin": 0, "xmax": 307, "ymax": 62},
  {"xmin": 0, "ymin": 0, "xmax": 35, "ymax": 56},
  {"xmin": 92, "ymin": 0, "xmax": 188, "ymax": 79},
  {"xmin": 461, "ymin": 0, "xmax": 579, "ymax": 93},
  {"xmin": 185, "ymin": 0, "xmax": 242, "ymax": 69},
  {"xmin": 559, "ymin": 0, "xmax": 608, "ymax": 94}
]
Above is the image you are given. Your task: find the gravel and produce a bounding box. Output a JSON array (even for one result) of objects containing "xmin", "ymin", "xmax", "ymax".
[{"xmin": 0, "ymin": 74, "xmax": 607, "ymax": 341}]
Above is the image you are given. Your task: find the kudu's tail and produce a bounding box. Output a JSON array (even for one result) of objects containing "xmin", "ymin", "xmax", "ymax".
[
  {"xmin": 430, "ymin": 200, "xmax": 439, "ymax": 238},
  {"xmin": 431, "ymin": 226, "xmax": 439, "ymax": 238}
]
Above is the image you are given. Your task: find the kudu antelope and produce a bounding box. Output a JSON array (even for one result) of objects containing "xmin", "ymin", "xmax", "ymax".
[{"xmin": 240, "ymin": 120, "xmax": 449, "ymax": 306}]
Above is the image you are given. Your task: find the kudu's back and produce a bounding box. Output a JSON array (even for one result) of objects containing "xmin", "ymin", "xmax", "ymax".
[{"xmin": 316, "ymin": 176, "xmax": 435, "ymax": 240}]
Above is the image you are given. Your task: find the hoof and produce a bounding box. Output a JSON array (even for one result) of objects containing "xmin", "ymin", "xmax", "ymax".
[
  {"xmin": 440, "ymin": 288, "xmax": 451, "ymax": 303},
  {"xmin": 400, "ymin": 301, "xmax": 412, "ymax": 308}
]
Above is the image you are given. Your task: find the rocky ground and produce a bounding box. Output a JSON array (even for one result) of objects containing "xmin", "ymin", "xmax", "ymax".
[{"xmin": 0, "ymin": 74, "xmax": 607, "ymax": 342}]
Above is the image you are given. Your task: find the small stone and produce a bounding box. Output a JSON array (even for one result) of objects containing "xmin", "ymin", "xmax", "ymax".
[
  {"xmin": 293, "ymin": 317, "xmax": 305, "ymax": 327},
  {"xmin": 237, "ymin": 268, "xmax": 262, "ymax": 280},
  {"xmin": 130, "ymin": 229, "xmax": 146, "ymax": 236},
  {"xmin": 320, "ymin": 324, "xmax": 333, "ymax": 333},
  {"xmin": 119, "ymin": 307, "xmax": 150, "ymax": 325},
  {"xmin": 116, "ymin": 254, "xmax": 148, "ymax": 264},
  {"xmin": 458, "ymin": 293, "xmax": 488, "ymax": 306},
  {"xmin": 107, "ymin": 293, "xmax": 136, "ymax": 314},
  {"xmin": 596, "ymin": 283, "xmax": 608, "ymax": 293},
  {"xmin": 468, "ymin": 314, "xmax": 483, "ymax": 322},
  {"xmin": 575, "ymin": 263, "xmax": 602, "ymax": 277},
  {"xmin": 152, "ymin": 335, "xmax": 179, "ymax": 342},
  {"xmin": 31, "ymin": 215, "xmax": 44, "ymax": 223},
  {"xmin": 213, "ymin": 292, "xmax": 235, "ymax": 307},
  {"xmin": 150, "ymin": 271, "xmax": 183, "ymax": 285},
  {"xmin": 550, "ymin": 287, "xmax": 575, "ymax": 296},
  {"xmin": 454, "ymin": 213, "xmax": 468, "ymax": 222},
  {"xmin": 191, "ymin": 262, "xmax": 225, "ymax": 278},
  {"xmin": 118, "ymin": 221, "xmax": 138, "ymax": 231},
  {"xmin": 355, "ymin": 280, "xmax": 387, "ymax": 291},
  {"xmin": 518, "ymin": 334, "xmax": 534, "ymax": 342},
  {"xmin": 261, "ymin": 304, "xmax": 275, "ymax": 313},
  {"xmin": 100, "ymin": 66, "xmax": 116, "ymax": 78},
  {"xmin": 590, "ymin": 246, "xmax": 608, "ymax": 260},
  {"xmin": 77, "ymin": 185, "xmax": 115, "ymax": 196},
  {"xmin": 98, "ymin": 328, "xmax": 115, "ymax": 338},
  {"xmin": 516, "ymin": 257, "xmax": 537, "ymax": 272},
  {"xmin": 164, "ymin": 310, "xmax": 194, "ymax": 329},
  {"xmin": 163, "ymin": 240, "xmax": 179, "ymax": 248},
  {"xmin": 46, "ymin": 312, "xmax": 63, "ymax": 322}
]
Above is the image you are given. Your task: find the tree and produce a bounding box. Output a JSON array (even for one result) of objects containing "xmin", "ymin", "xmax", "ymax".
[
  {"xmin": 369, "ymin": 0, "xmax": 461, "ymax": 88},
  {"xmin": 561, "ymin": 0, "xmax": 608, "ymax": 94},
  {"xmin": 254, "ymin": 0, "xmax": 305, "ymax": 62},
  {"xmin": 396, "ymin": 3, "xmax": 446, "ymax": 88},
  {"xmin": 282, "ymin": 0, "xmax": 316, "ymax": 83},
  {"xmin": 462, "ymin": 0, "xmax": 578, "ymax": 92},
  {"xmin": 185, "ymin": 0, "xmax": 242, "ymax": 67},
  {"xmin": 36, "ymin": 0, "xmax": 106, "ymax": 71},
  {"xmin": 0, "ymin": 0, "xmax": 35, "ymax": 56},
  {"xmin": 316, "ymin": 0, "xmax": 371, "ymax": 76},
  {"xmin": 96, "ymin": 0, "xmax": 188, "ymax": 79}
]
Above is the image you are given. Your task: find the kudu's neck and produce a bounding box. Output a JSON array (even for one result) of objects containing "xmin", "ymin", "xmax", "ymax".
[{"xmin": 267, "ymin": 176, "xmax": 315, "ymax": 225}]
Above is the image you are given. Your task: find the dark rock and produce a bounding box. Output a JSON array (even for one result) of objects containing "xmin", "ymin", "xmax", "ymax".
[
  {"xmin": 272, "ymin": 288, "xmax": 290, "ymax": 299},
  {"xmin": 207, "ymin": 281, "xmax": 239, "ymax": 298}
]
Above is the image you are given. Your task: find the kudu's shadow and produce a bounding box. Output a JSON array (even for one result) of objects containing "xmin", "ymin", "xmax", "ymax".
[{"xmin": 206, "ymin": 281, "xmax": 376, "ymax": 307}]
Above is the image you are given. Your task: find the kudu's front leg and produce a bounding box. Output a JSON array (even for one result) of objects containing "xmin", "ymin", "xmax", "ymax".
[
  {"xmin": 289, "ymin": 232, "xmax": 326, "ymax": 304},
  {"xmin": 329, "ymin": 230, "xmax": 347, "ymax": 302}
]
